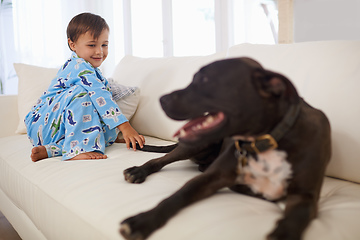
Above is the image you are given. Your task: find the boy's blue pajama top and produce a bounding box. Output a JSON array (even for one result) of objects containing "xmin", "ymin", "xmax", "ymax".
[{"xmin": 25, "ymin": 52, "xmax": 128, "ymax": 160}]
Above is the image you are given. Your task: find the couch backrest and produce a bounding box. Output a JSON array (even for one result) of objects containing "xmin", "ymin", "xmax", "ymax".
[
  {"xmin": 111, "ymin": 52, "xmax": 226, "ymax": 141},
  {"xmin": 112, "ymin": 41, "xmax": 360, "ymax": 184},
  {"xmin": 0, "ymin": 95, "xmax": 19, "ymax": 138}
]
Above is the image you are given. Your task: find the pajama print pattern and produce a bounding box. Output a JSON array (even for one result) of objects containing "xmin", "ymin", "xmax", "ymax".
[{"xmin": 25, "ymin": 52, "xmax": 128, "ymax": 160}]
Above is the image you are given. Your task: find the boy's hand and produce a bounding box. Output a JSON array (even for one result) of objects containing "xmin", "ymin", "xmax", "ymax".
[{"xmin": 117, "ymin": 122, "xmax": 145, "ymax": 150}]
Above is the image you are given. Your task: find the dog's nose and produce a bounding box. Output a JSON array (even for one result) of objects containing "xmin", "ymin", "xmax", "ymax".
[
  {"xmin": 160, "ymin": 95, "xmax": 170, "ymax": 108},
  {"xmin": 160, "ymin": 93, "xmax": 179, "ymax": 111}
]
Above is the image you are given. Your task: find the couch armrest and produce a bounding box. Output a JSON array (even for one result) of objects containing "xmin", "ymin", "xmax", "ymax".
[{"xmin": 0, "ymin": 95, "xmax": 19, "ymax": 138}]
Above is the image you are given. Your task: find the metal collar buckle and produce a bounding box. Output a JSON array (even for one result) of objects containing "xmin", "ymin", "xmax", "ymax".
[{"xmin": 251, "ymin": 134, "xmax": 278, "ymax": 153}]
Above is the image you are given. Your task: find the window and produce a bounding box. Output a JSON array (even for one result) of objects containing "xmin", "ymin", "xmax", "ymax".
[
  {"xmin": 119, "ymin": 0, "xmax": 278, "ymax": 57},
  {"xmin": 172, "ymin": 0, "xmax": 216, "ymax": 56},
  {"xmin": 233, "ymin": 0, "xmax": 278, "ymax": 44},
  {"xmin": 131, "ymin": 0, "xmax": 163, "ymax": 57},
  {"xmin": 1, "ymin": 0, "xmax": 279, "ymax": 94}
]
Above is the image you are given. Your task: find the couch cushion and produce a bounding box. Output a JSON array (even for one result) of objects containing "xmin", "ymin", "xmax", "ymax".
[
  {"xmin": 227, "ymin": 41, "xmax": 360, "ymax": 183},
  {"xmin": 111, "ymin": 52, "xmax": 226, "ymax": 141},
  {"xmin": 13, "ymin": 63, "xmax": 140, "ymax": 134},
  {"xmin": 14, "ymin": 63, "xmax": 58, "ymax": 134},
  {"xmin": 1, "ymin": 135, "xmax": 360, "ymax": 240}
]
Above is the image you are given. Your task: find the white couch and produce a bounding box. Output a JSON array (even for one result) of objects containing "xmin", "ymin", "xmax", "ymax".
[{"xmin": 1, "ymin": 41, "xmax": 360, "ymax": 240}]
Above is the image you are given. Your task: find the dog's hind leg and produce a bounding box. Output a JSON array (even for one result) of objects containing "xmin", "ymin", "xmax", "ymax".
[
  {"xmin": 267, "ymin": 193, "xmax": 318, "ymax": 240},
  {"xmin": 267, "ymin": 152, "xmax": 327, "ymax": 240}
]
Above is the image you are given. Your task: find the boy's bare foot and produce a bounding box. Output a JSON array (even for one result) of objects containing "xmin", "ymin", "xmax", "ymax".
[
  {"xmin": 31, "ymin": 147, "xmax": 106, "ymax": 161},
  {"xmin": 31, "ymin": 146, "xmax": 48, "ymax": 162},
  {"xmin": 68, "ymin": 152, "xmax": 107, "ymax": 160}
]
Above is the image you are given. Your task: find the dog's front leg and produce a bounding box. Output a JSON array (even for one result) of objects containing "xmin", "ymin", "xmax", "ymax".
[
  {"xmin": 267, "ymin": 193, "xmax": 318, "ymax": 240},
  {"xmin": 120, "ymin": 143, "xmax": 238, "ymax": 240},
  {"xmin": 124, "ymin": 144, "xmax": 211, "ymax": 183}
]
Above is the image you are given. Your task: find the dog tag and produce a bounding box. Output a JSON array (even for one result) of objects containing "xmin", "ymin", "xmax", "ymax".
[{"xmin": 234, "ymin": 148, "xmax": 248, "ymax": 174}]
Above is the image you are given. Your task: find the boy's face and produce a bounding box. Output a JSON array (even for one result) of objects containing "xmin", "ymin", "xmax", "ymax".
[{"xmin": 68, "ymin": 29, "xmax": 109, "ymax": 68}]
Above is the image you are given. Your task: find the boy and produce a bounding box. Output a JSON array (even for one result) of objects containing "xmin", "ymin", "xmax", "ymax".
[{"xmin": 25, "ymin": 13, "xmax": 145, "ymax": 161}]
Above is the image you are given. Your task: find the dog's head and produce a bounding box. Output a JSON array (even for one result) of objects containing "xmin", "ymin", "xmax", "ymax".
[{"xmin": 160, "ymin": 57, "xmax": 299, "ymax": 146}]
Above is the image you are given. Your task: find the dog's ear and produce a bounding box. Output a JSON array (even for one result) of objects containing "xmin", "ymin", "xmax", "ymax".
[{"xmin": 252, "ymin": 68, "xmax": 296, "ymax": 99}]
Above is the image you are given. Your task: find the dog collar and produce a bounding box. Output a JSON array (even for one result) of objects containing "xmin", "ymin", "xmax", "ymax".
[{"xmin": 233, "ymin": 100, "xmax": 302, "ymax": 156}]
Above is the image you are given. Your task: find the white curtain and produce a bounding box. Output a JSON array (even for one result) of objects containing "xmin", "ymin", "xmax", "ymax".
[
  {"xmin": 13, "ymin": 0, "xmax": 66, "ymax": 67},
  {"xmin": 0, "ymin": 0, "xmax": 121, "ymax": 94},
  {"xmin": 12, "ymin": 0, "xmax": 118, "ymax": 72}
]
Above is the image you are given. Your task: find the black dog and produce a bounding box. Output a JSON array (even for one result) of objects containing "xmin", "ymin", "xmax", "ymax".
[{"xmin": 120, "ymin": 57, "xmax": 331, "ymax": 240}]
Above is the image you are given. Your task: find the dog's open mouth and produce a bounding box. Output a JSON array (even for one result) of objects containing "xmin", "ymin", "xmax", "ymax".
[{"xmin": 173, "ymin": 112, "xmax": 225, "ymax": 141}]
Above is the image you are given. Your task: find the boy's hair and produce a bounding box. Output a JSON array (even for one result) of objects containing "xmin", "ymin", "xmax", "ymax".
[{"xmin": 66, "ymin": 13, "xmax": 109, "ymax": 50}]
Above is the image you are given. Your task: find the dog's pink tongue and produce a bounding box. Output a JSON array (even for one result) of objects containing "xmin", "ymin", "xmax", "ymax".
[{"xmin": 173, "ymin": 112, "xmax": 224, "ymax": 139}]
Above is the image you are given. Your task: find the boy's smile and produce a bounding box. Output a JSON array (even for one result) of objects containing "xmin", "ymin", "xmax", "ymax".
[{"xmin": 68, "ymin": 29, "xmax": 109, "ymax": 68}]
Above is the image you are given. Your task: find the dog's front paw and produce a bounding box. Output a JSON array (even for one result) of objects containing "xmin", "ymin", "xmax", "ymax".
[
  {"xmin": 267, "ymin": 220, "xmax": 302, "ymax": 240},
  {"xmin": 267, "ymin": 231, "xmax": 301, "ymax": 240},
  {"xmin": 123, "ymin": 166, "xmax": 148, "ymax": 183},
  {"xmin": 120, "ymin": 213, "xmax": 157, "ymax": 240},
  {"xmin": 120, "ymin": 222, "xmax": 144, "ymax": 240}
]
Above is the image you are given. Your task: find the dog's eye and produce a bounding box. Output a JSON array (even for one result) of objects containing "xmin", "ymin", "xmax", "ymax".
[
  {"xmin": 193, "ymin": 75, "xmax": 209, "ymax": 85},
  {"xmin": 196, "ymin": 77, "xmax": 208, "ymax": 84}
]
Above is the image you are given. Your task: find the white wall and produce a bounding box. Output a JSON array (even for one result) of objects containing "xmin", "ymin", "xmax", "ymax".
[{"xmin": 294, "ymin": 0, "xmax": 360, "ymax": 42}]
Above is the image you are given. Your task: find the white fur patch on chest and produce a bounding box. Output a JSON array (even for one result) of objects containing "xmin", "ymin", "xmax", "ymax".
[{"xmin": 235, "ymin": 150, "xmax": 292, "ymax": 200}]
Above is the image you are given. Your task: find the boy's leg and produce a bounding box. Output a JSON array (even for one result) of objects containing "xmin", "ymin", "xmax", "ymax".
[
  {"xmin": 26, "ymin": 98, "xmax": 66, "ymax": 161},
  {"xmin": 103, "ymin": 122, "xmax": 119, "ymax": 147},
  {"xmin": 61, "ymin": 86, "xmax": 109, "ymax": 160},
  {"xmin": 26, "ymin": 85, "xmax": 112, "ymax": 161}
]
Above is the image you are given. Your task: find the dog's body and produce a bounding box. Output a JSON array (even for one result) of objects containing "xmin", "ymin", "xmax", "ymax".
[{"xmin": 120, "ymin": 58, "xmax": 331, "ymax": 240}]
